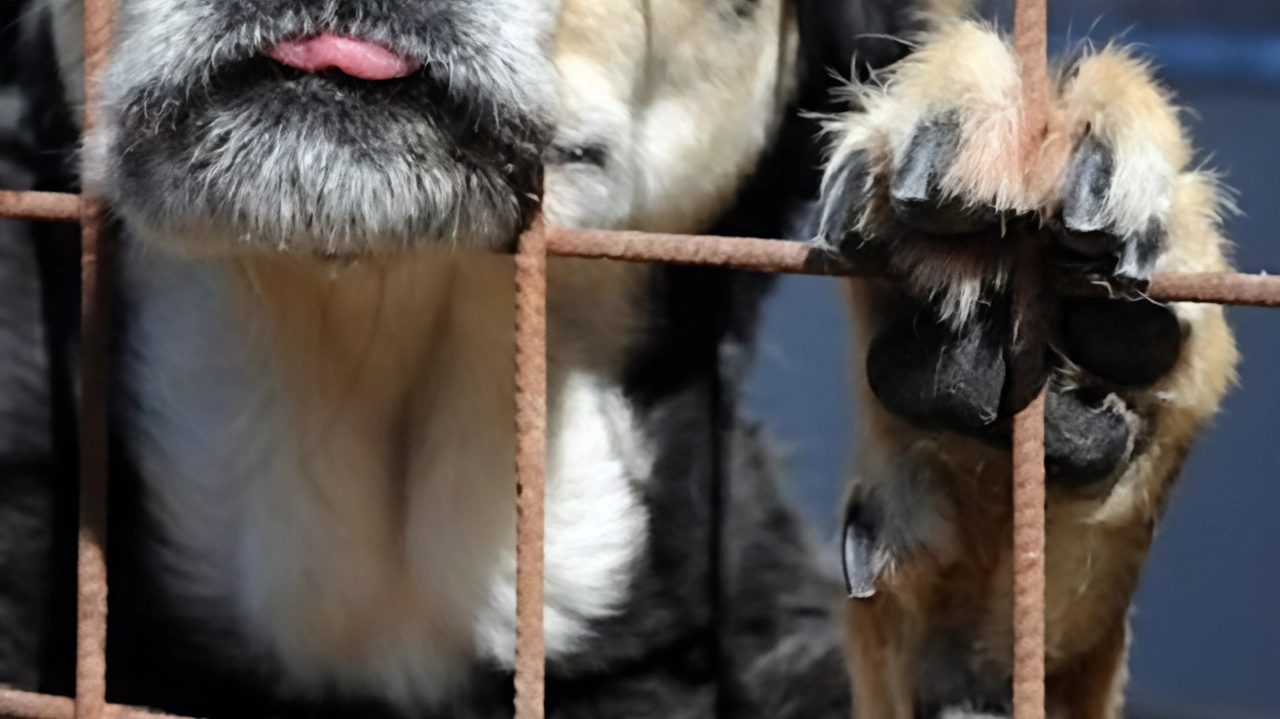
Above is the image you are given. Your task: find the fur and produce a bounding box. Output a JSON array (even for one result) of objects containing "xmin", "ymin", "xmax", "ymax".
[
  {"xmin": 4, "ymin": 0, "xmax": 1239, "ymax": 717},
  {"xmin": 816, "ymin": 9, "xmax": 1239, "ymax": 718},
  {"xmin": 4, "ymin": 0, "xmax": 923, "ymax": 716}
]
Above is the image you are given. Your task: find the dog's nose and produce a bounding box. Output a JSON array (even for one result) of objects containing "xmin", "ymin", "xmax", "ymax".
[{"xmin": 268, "ymin": 34, "xmax": 420, "ymax": 81}]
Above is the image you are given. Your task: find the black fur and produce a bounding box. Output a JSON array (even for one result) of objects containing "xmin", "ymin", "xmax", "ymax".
[
  {"xmin": 1, "ymin": 0, "xmax": 930, "ymax": 716},
  {"xmin": 1, "ymin": 3, "xmax": 81, "ymax": 694}
]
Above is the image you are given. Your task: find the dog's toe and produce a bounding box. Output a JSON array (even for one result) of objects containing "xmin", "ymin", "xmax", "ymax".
[{"xmin": 866, "ymin": 304, "xmax": 1007, "ymax": 435}]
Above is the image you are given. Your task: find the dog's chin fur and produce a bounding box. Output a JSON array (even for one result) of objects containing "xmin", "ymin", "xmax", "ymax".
[
  {"xmin": 8, "ymin": 0, "xmax": 933, "ymax": 715},
  {"xmin": 84, "ymin": 0, "xmax": 557, "ymax": 256}
]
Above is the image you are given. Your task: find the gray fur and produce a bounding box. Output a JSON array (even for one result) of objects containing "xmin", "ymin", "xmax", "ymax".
[
  {"xmin": 87, "ymin": 0, "xmax": 557, "ymax": 255},
  {"xmin": 2, "ymin": 0, "xmax": 923, "ymax": 716}
]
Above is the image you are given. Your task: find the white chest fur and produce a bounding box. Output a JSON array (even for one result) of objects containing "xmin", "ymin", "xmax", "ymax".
[{"xmin": 121, "ymin": 246, "xmax": 652, "ymax": 707}]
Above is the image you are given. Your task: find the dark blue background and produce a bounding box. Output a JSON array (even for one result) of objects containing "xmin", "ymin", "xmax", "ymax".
[{"xmin": 745, "ymin": 3, "xmax": 1280, "ymax": 715}]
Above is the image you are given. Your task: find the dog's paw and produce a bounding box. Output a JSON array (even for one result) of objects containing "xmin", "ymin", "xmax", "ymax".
[
  {"xmin": 864, "ymin": 300, "xmax": 1149, "ymax": 488},
  {"xmin": 823, "ymin": 21, "xmax": 1230, "ymax": 490},
  {"xmin": 814, "ymin": 21, "xmax": 1194, "ymax": 324}
]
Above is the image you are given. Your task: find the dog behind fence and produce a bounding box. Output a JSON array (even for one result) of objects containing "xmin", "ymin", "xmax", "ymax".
[{"xmin": 1, "ymin": 0, "xmax": 1280, "ymax": 718}]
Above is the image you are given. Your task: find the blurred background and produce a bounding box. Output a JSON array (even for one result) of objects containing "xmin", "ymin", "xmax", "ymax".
[{"xmin": 747, "ymin": 1, "xmax": 1280, "ymax": 717}]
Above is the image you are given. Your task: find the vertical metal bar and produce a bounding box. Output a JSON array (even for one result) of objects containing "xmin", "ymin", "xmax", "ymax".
[
  {"xmin": 513, "ymin": 222, "xmax": 548, "ymax": 719},
  {"xmin": 1011, "ymin": 391, "xmax": 1047, "ymax": 719},
  {"xmin": 1015, "ymin": 0, "xmax": 1050, "ymax": 159},
  {"xmin": 1012, "ymin": 0, "xmax": 1049, "ymax": 717},
  {"xmin": 76, "ymin": 200, "xmax": 111, "ymax": 719},
  {"xmin": 76, "ymin": 0, "xmax": 114, "ymax": 715}
]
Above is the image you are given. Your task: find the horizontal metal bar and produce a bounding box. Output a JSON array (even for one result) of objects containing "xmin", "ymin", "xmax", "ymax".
[
  {"xmin": 0, "ymin": 689, "xmax": 194, "ymax": 719},
  {"xmin": 4, "ymin": 190, "xmax": 1280, "ymax": 306},
  {"xmin": 1147, "ymin": 272, "xmax": 1280, "ymax": 306},
  {"xmin": 0, "ymin": 191, "xmax": 81, "ymax": 223},
  {"xmin": 544, "ymin": 227, "xmax": 870, "ymax": 276},
  {"xmin": 546, "ymin": 227, "xmax": 1280, "ymax": 306}
]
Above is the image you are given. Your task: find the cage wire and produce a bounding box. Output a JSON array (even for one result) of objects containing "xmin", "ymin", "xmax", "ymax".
[{"xmin": 2, "ymin": 0, "xmax": 1280, "ymax": 718}]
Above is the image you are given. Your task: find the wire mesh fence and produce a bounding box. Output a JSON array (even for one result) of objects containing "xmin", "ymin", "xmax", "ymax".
[{"xmin": 1, "ymin": 0, "xmax": 1279, "ymax": 718}]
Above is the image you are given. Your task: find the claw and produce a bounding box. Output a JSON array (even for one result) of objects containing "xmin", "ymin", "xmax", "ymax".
[
  {"xmin": 1061, "ymin": 135, "xmax": 1114, "ymax": 234},
  {"xmin": 1058, "ymin": 133, "xmax": 1166, "ymax": 286},
  {"xmin": 890, "ymin": 114, "xmax": 996, "ymax": 235},
  {"xmin": 815, "ymin": 149, "xmax": 872, "ymax": 251},
  {"xmin": 1115, "ymin": 218, "xmax": 1164, "ymax": 283},
  {"xmin": 891, "ymin": 115, "xmax": 960, "ymax": 218},
  {"xmin": 842, "ymin": 501, "xmax": 883, "ymax": 599},
  {"xmin": 1058, "ymin": 134, "xmax": 1121, "ymax": 257}
]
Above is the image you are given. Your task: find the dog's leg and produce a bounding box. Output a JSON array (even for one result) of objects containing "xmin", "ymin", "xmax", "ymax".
[
  {"xmin": 1045, "ymin": 619, "xmax": 1128, "ymax": 719},
  {"xmin": 817, "ymin": 17, "xmax": 1238, "ymax": 718},
  {"xmin": 845, "ymin": 597, "xmax": 916, "ymax": 719}
]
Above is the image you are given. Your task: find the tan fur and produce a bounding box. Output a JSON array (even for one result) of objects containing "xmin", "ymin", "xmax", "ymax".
[
  {"xmin": 837, "ymin": 20, "xmax": 1239, "ymax": 719},
  {"xmin": 93, "ymin": 0, "xmax": 808, "ymax": 705},
  {"xmin": 546, "ymin": 0, "xmax": 798, "ymax": 234}
]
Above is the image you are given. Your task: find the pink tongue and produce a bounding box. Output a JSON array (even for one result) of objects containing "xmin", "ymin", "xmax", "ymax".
[{"xmin": 268, "ymin": 33, "xmax": 420, "ymax": 81}]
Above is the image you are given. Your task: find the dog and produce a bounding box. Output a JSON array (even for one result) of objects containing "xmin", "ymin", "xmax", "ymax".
[
  {"xmin": 813, "ymin": 11, "xmax": 1239, "ymax": 719},
  {"xmin": 1, "ymin": 0, "xmax": 1236, "ymax": 717},
  {"xmin": 7, "ymin": 0, "xmax": 932, "ymax": 716}
]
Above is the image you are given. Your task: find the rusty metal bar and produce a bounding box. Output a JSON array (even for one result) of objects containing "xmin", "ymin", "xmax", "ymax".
[
  {"xmin": 1011, "ymin": 390, "xmax": 1047, "ymax": 719},
  {"xmin": 1011, "ymin": 0, "xmax": 1050, "ymax": 714},
  {"xmin": 0, "ymin": 191, "xmax": 81, "ymax": 223},
  {"xmin": 0, "ymin": 0, "xmax": 1274, "ymax": 715},
  {"xmin": 0, "ymin": 689, "xmax": 193, "ymax": 719},
  {"xmin": 513, "ymin": 221, "xmax": 548, "ymax": 719},
  {"xmin": 0, "ymin": 688, "xmax": 73, "ymax": 719},
  {"xmin": 543, "ymin": 226, "xmax": 871, "ymax": 275},
  {"xmin": 4, "ymin": 193, "xmax": 1280, "ymax": 304},
  {"xmin": 1148, "ymin": 272, "xmax": 1280, "ymax": 306},
  {"xmin": 75, "ymin": 199, "xmax": 111, "ymax": 719},
  {"xmin": 75, "ymin": 0, "xmax": 115, "ymax": 714}
]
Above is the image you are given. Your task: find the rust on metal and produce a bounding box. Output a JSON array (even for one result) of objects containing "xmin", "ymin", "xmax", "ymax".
[
  {"xmin": 75, "ymin": 200, "xmax": 111, "ymax": 719},
  {"xmin": 1148, "ymin": 272, "xmax": 1280, "ymax": 306},
  {"xmin": 0, "ymin": 191, "xmax": 81, "ymax": 223},
  {"xmin": 1015, "ymin": 0, "xmax": 1050, "ymax": 165},
  {"xmin": 0, "ymin": 688, "xmax": 195, "ymax": 719},
  {"xmin": 0, "ymin": 688, "xmax": 74, "ymax": 719},
  {"xmin": 75, "ymin": 0, "xmax": 115, "ymax": 713},
  {"xmin": 513, "ymin": 220, "xmax": 548, "ymax": 719},
  {"xmin": 544, "ymin": 227, "xmax": 872, "ymax": 276},
  {"xmin": 0, "ymin": 0, "xmax": 1276, "ymax": 714},
  {"xmin": 1010, "ymin": 0, "xmax": 1050, "ymax": 715},
  {"xmin": 4, "ymin": 190, "xmax": 1280, "ymax": 306},
  {"xmin": 1011, "ymin": 389, "xmax": 1048, "ymax": 719}
]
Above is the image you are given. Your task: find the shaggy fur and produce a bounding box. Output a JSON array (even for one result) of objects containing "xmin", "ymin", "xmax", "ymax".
[
  {"xmin": 1, "ymin": 0, "xmax": 1238, "ymax": 718},
  {"xmin": 816, "ymin": 11, "xmax": 1239, "ymax": 719},
  {"xmin": 4, "ymin": 0, "xmax": 921, "ymax": 716}
]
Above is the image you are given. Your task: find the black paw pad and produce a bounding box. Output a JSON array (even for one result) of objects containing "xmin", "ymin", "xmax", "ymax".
[
  {"xmin": 1044, "ymin": 387, "xmax": 1132, "ymax": 488},
  {"xmin": 866, "ymin": 306, "xmax": 1007, "ymax": 435},
  {"xmin": 1062, "ymin": 298, "xmax": 1183, "ymax": 387},
  {"xmin": 890, "ymin": 114, "xmax": 996, "ymax": 235}
]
